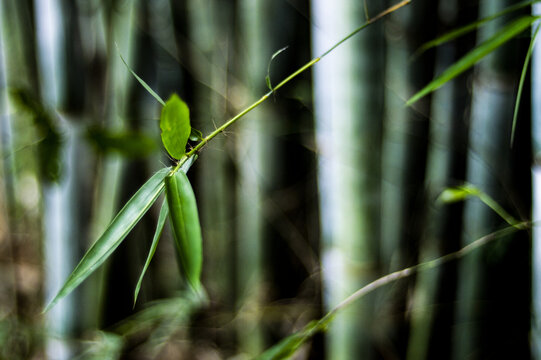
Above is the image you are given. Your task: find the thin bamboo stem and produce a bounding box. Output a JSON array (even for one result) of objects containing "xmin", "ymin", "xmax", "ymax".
[{"xmin": 172, "ymin": 0, "xmax": 412, "ymax": 173}]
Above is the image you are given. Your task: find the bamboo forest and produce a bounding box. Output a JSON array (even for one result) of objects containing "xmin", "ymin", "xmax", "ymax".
[{"xmin": 1, "ymin": 0, "xmax": 541, "ymax": 359}]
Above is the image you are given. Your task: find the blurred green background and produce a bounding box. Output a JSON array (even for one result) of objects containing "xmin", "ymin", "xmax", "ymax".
[{"xmin": 0, "ymin": 0, "xmax": 538, "ymax": 359}]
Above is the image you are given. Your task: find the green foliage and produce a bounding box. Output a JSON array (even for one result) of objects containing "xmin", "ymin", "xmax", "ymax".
[
  {"xmin": 44, "ymin": 167, "xmax": 171, "ymax": 312},
  {"xmin": 80, "ymin": 331, "xmax": 123, "ymax": 360},
  {"xmin": 112, "ymin": 293, "xmax": 202, "ymax": 358},
  {"xmin": 511, "ymin": 23, "xmax": 540, "ymax": 146},
  {"xmin": 407, "ymin": 15, "xmax": 539, "ymax": 105},
  {"xmin": 85, "ymin": 294, "xmax": 202, "ymax": 358},
  {"xmin": 189, "ymin": 128, "xmax": 204, "ymax": 141},
  {"xmin": 85, "ymin": 126, "xmax": 157, "ymax": 158},
  {"xmin": 266, "ymin": 46, "xmax": 289, "ymax": 91},
  {"xmin": 256, "ymin": 321, "xmax": 320, "ymax": 360},
  {"xmin": 116, "ymin": 296, "xmax": 194, "ymax": 336},
  {"xmin": 46, "ymin": 1, "xmax": 533, "ymax": 358},
  {"xmin": 438, "ymin": 184, "xmax": 519, "ymax": 226},
  {"xmin": 160, "ymin": 94, "xmax": 192, "ymax": 160},
  {"xmin": 165, "ymin": 170, "xmax": 203, "ymax": 291},
  {"xmin": 10, "ymin": 88, "xmax": 63, "ymax": 183},
  {"xmin": 117, "ymin": 44, "xmax": 165, "ymax": 106},
  {"xmin": 437, "ymin": 185, "xmax": 480, "ymax": 203},
  {"xmin": 115, "ymin": 294, "xmax": 198, "ymax": 336},
  {"xmin": 133, "ymin": 200, "xmax": 169, "ymax": 307},
  {"xmin": 256, "ymin": 317, "xmax": 332, "ymax": 360},
  {"xmin": 413, "ymin": 0, "xmax": 541, "ymax": 57}
]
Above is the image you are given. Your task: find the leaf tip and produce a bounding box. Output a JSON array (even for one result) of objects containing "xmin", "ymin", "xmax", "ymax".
[{"xmin": 42, "ymin": 295, "xmax": 59, "ymax": 314}]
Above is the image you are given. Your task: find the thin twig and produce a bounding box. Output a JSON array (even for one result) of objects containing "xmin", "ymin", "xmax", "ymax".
[
  {"xmin": 257, "ymin": 221, "xmax": 530, "ymax": 358},
  {"xmin": 328, "ymin": 221, "xmax": 528, "ymax": 318},
  {"xmin": 172, "ymin": 0, "xmax": 412, "ymax": 173}
]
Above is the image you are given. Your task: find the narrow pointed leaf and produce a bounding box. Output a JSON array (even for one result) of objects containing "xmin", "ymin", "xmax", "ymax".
[
  {"xmin": 414, "ymin": 0, "xmax": 541, "ymax": 57},
  {"xmin": 165, "ymin": 170, "xmax": 202, "ymax": 291},
  {"xmin": 133, "ymin": 200, "xmax": 169, "ymax": 307},
  {"xmin": 44, "ymin": 167, "xmax": 171, "ymax": 312},
  {"xmin": 160, "ymin": 94, "xmax": 191, "ymax": 160},
  {"xmin": 266, "ymin": 46, "xmax": 289, "ymax": 90},
  {"xmin": 116, "ymin": 43, "xmax": 165, "ymax": 106},
  {"xmin": 438, "ymin": 184, "xmax": 518, "ymax": 226},
  {"xmin": 407, "ymin": 16, "xmax": 539, "ymax": 106},
  {"xmin": 511, "ymin": 23, "xmax": 540, "ymax": 146},
  {"xmin": 256, "ymin": 321, "xmax": 319, "ymax": 360},
  {"xmin": 256, "ymin": 316, "xmax": 333, "ymax": 360},
  {"xmin": 179, "ymin": 154, "xmax": 198, "ymax": 173}
]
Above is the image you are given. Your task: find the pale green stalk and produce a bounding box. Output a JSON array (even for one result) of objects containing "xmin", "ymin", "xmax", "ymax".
[
  {"xmin": 257, "ymin": 222, "xmax": 530, "ymax": 358},
  {"xmin": 172, "ymin": 0, "xmax": 411, "ymax": 173}
]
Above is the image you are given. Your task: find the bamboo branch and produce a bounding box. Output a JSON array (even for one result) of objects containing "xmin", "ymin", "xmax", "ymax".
[{"xmin": 173, "ymin": 0, "xmax": 412, "ymax": 172}]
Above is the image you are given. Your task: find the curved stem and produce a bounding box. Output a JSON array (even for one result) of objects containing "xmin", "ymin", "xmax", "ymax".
[{"xmin": 172, "ymin": 0, "xmax": 412, "ymax": 173}]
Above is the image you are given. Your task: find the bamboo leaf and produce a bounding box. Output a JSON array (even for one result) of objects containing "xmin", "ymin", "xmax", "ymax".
[
  {"xmin": 438, "ymin": 184, "xmax": 519, "ymax": 226},
  {"xmin": 165, "ymin": 170, "xmax": 203, "ymax": 291},
  {"xmin": 44, "ymin": 167, "xmax": 171, "ymax": 312},
  {"xmin": 256, "ymin": 322, "xmax": 318, "ymax": 360},
  {"xmin": 414, "ymin": 0, "xmax": 541, "ymax": 57},
  {"xmin": 407, "ymin": 16, "xmax": 539, "ymax": 106},
  {"xmin": 85, "ymin": 126, "xmax": 158, "ymax": 158},
  {"xmin": 180, "ymin": 154, "xmax": 199, "ymax": 173},
  {"xmin": 133, "ymin": 200, "xmax": 169, "ymax": 307},
  {"xmin": 116, "ymin": 43, "xmax": 165, "ymax": 106},
  {"xmin": 511, "ymin": 22, "xmax": 540, "ymax": 146},
  {"xmin": 266, "ymin": 46, "xmax": 289, "ymax": 91},
  {"xmin": 115, "ymin": 295, "xmax": 199, "ymax": 337},
  {"xmin": 437, "ymin": 185, "xmax": 479, "ymax": 203},
  {"xmin": 160, "ymin": 94, "xmax": 191, "ymax": 160},
  {"xmin": 256, "ymin": 318, "xmax": 331, "ymax": 360},
  {"xmin": 131, "ymin": 155, "xmax": 197, "ymax": 306},
  {"xmin": 189, "ymin": 128, "xmax": 204, "ymax": 142},
  {"xmin": 10, "ymin": 88, "xmax": 63, "ymax": 182}
]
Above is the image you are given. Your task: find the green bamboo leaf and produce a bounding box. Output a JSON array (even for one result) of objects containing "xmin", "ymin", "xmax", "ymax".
[
  {"xmin": 44, "ymin": 167, "xmax": 171, "ymax": 312},
  {"xmin": 189, "ymin": 128, "xmax": 204, "ymax": 142},
  {"xmin": 438, "ymin": 184, "xmax": 518, "ymax": 226},
  {"xmin": 85, "ymin": 126, "xmax": 158, "ymax": 158},
  {"xmin": 133, "ymin": 200, "xmax": 169, "ymax": 307},
  {"xmin": 437, "ymin": 186, "xmax": 478, "ymax": 203},
  {"xmin": 131, "ymin": 156, "xmax": 197, "ymax": 306},
  {"xmin": 511, "ymin": 23, "xmax": 540, "ymax": 146},
  {"xmin": 256, "ymin": 315, "xmax": 333, "ymax": 360},
  {"xmin": 116, "ymin": 43, "xmax": 165, "ymax": 106},
  {"xmin": 10, "ymin": 88, "xmax": 63, "ymax": 182},
  {"xmin": 407, "ymin": 16, "xmax": 539, "ymax": 106},
  {"xmin": 266, "ymin": 46, "xmax": 289, "ymax": 91},
  {"xmin": 180, "ymin": 154, "xmax": 199, "ymax": 173},
  {"xmin": 256, "ymin": 321, "xmax": 319, "ymax": 360},
  {"xmin": 160, "ymin": 94, "xmax": 191, "ymax": 160},
  {"xmin": 165, "ymin": 170, "xmax": 203, "ymax": 291},
  {"xmin": 414, "ymin": 0, "xmax": 541, "ymax": 57}
]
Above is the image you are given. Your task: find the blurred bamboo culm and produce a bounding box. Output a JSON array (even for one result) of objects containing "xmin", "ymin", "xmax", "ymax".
[
  {"xmin": 454, "ymin": 0, "xmax": 531, "ymax": 358},
  {"xmin": 407, "ymin": 0, "xmax": 477, "ymax": 358},
  {"xmin": 186, "ymin": 0, "xmax": 237, "ymax": 355},
  {"xmin": 312, "ymin": 0, "xmax": 385, "ymax": 358},
  {"xmin": 34, "ymin": 0, "xmax": 76, "ymax": 358},
  {"xmin": 381, "ymin": 0, "xmax": 437, "ymax": 357}
]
